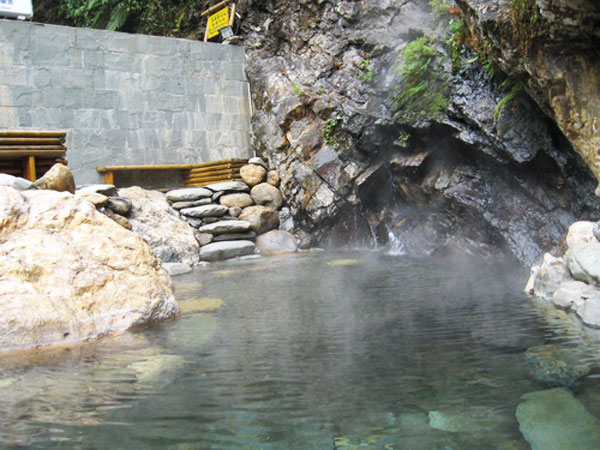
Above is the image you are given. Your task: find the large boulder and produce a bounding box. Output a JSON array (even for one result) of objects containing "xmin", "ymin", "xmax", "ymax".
[
  {"xmin": 33, "ymin": 163, "xmax": 75, "ymax": 194},
  {"xmin": 117, "ymin": 187, "xmax": 200, "ymax": 265},
  {"xmin": 239, "ymin": 205, "xmax": 280, "ymax": 235},
  {"xmin": 0, "ymin": 187, "xmax": 178, "ymax": 352}
]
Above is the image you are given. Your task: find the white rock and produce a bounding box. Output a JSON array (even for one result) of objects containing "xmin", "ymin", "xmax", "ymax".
[
  {"xmin": 0, "ymin": 187, "xmax": 178, "ymax": 352},
  {"xmin": 567, "ymin": 242, "xmax": 600, "ymax": 285},
  {"xmin": 118, "ymin": 187, "xmax": 199, "ymax": 265},
  {"xmin": 566, "ymin": 221, "xmax": 597, "ymax": 250},
  {"xmin": 552, "ymin": 280, "xmax": 593, "ymax": 310},
  {"xmin": 576, "ymin": 294, "xmax": 600, "ymax": 328}
]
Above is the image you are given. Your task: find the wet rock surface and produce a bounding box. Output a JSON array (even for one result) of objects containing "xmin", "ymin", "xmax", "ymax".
[{"xmin": 238, "ymin": 0, "xmax": 600, "ymax": 264}]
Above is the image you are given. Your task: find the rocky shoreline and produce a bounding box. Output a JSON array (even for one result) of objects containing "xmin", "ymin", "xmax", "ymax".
[
  {"xmin": 526, "ymin": 221, "xmax": 600, "ymax": 329},
  {"xmin": 0, "ymin": 158, "xmax": 298, "ymax": 352}
]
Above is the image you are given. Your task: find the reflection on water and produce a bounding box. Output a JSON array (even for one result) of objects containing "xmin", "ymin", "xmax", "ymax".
[{"xmin": 1, "ymin": 251, "xmax": 600, "ymax": 448}]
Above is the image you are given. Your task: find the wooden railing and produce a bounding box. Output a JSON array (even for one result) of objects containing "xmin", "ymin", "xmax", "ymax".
[
  {"xmin": 0, "ymin": 131, "xmax": 68, "ymax": 181},
  {"xmin": 97, "ymin": 158, "xmax": 247, "ymax": 187}
]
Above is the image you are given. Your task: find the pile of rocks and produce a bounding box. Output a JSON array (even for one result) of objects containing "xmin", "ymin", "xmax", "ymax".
[
  {"xmin": 166, "ymin": 158, "xmax": 295, "ymax": 261},
  {"xmin": 526, "ymin": 221, "xmax": 600, "ymax": 328}
]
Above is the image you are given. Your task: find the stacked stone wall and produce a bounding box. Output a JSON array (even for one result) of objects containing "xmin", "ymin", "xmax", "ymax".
[{"xmin": 0, "ymin": 19, "xmax": 252, "ymax": 186}]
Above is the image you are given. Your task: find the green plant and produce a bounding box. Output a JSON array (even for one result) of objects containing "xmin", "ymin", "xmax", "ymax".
[
  {"xmin": 61, "ymin": 0, "xmax": 142, "ymax": 30},
  {"xmin": 393, "ymin": 37, "xmax": 449, "ymax": 123},
  {"xmin": 290, "ymin": 82, "xmax": 304, "ymax": 98},
  {"xmin": 396, "ymin": 132, "xmax": 411, "ymax": 148},
  {"xmin": 358, "ymin": 59, "xmax": 374, "ymax": 83},
  {"xmin": 508, "ymin": 0, "xmax": 541, "ymax": 54},
  {"xmin": 60, "ymin": 0, "xmax": 212, "ymax": 36},
  {"xmin": 318, "ymin": 86, "xmax": 326, "ymax": 94},
  {"xmin": 323, "ymin": 115, "xmax": 342, "ymax": 149},
  {"xmin": 429, "ymin": 0, "xmax": 452, "ymax": 18},
  {"xmin": 493, "ymin": 77, "xmax": 524, "ymax": 119}
]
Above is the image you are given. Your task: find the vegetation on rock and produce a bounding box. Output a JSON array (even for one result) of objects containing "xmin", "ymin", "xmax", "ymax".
[{"xmin": 393, "ymin": 37, "xmax": 449, "ymax": 123}]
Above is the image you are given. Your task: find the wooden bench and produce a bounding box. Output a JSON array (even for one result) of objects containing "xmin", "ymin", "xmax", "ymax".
[
  {"xmin": 0, "ymin": 131, "xmax": 68, "ymax": 181},
  {"xmin": 97, "ymin": 158, "xmax": 248, "ymax": 187}
]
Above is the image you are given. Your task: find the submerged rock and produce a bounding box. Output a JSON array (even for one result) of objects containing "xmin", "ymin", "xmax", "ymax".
[
  {"xmin": 428, "ymin": 407, "xmax": 508, "ymax": 433},
  {"xmin": 0, "ymin": 187, "xmax": 178, "ymax": 352},
  {"xmin": 524, "ymin": 344, "xmax": 592, "ymax": 387},
  {"xmin": 516, "ymin": 388, "xmax": 600, "ymax": 450},
  {"xmin": 178, "ymin": 298, "xmax": 225, "ymax": 314}
]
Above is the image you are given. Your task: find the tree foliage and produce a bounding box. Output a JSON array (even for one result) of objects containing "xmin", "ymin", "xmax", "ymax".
[{"xmin": 38, "ymin": 0, "xmax": 217, "ymax": 37}]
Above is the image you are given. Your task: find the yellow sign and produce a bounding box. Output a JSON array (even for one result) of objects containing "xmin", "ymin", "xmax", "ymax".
[{"xmin": 207, "ymin": 7, "xmax": 229, "ymax": 39}]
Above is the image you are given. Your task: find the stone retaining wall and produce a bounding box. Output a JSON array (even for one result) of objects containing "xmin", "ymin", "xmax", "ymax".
[{"xmin": 0, "ymin": 19, "xmax": 252, "ymax": 186}]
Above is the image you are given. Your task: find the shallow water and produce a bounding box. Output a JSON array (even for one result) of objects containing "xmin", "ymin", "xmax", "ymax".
[{"xmin": 1, "ymin": 251, "xmax": 600, "ymax": 449}]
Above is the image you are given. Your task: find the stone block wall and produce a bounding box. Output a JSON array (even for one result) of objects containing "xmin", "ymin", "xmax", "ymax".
[{"xmin": 0, "ymin": 19, "xmax": 252, "ymax": 186}]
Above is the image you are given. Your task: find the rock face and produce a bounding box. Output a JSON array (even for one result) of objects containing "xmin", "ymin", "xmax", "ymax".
[
  {"xmin": 238, "ymin": 0, "xmax": 600, "ymax": 264},
  {"xmin": 0, "ymin": 187, "xmax": 178, "ymax": 352},
  {"xmin": 457, "ymin": 0, "xmax": 600, "ymax": 194},
  {"xmin": 118, "ymin": 187, "xmax": 200, "ymax": 266}
]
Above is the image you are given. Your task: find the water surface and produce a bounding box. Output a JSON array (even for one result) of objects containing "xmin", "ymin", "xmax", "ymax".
[{"xmin": 1, "ymin": 251, "xmax": 599, "ymax": 449}]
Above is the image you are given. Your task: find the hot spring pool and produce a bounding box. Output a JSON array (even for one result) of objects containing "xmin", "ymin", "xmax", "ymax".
[{"xmin": 1, "ymin": 251, "xmax": 600, "ymax": 448}]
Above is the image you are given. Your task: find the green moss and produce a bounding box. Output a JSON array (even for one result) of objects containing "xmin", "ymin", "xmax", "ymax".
[
  {"xmin": 322, "ymin": 115, "xmax": 342, "ymax": 149},
  {"xmin": 393, "ymin": 37, "xmax": 449, "ymax": 123},
  {"xmin": 493, "ymin": 78, "xmax": 524, "ymax": 119},
  {"xmin": 290, "ymin": 82, "xmax": 304, "ymax": 98},
  {"xmin": 358, "ymin": 59, "xmax": 374, "ymax": 83}
]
